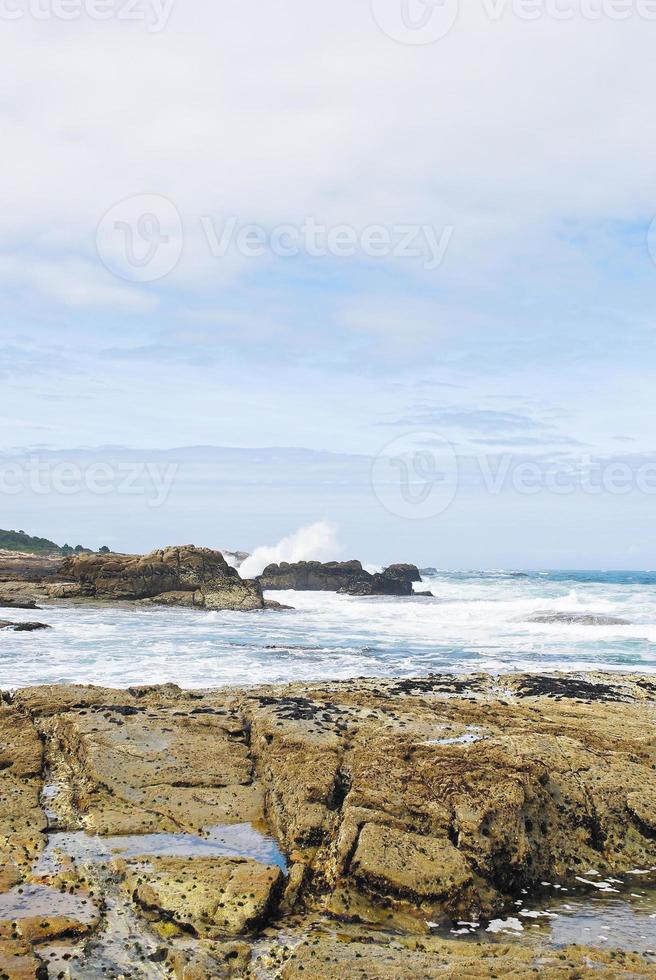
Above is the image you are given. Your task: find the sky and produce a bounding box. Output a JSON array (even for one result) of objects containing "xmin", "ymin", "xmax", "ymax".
[{"xmin": 1, "ymin": 0, "xmax": 656, "ymax": 567}]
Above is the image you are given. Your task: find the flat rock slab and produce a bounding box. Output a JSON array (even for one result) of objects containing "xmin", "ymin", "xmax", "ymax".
[
  {"xmin": 350, "ymin": 824, "xmax": 473, "ymax": 901},
  {"xmin": 277, "ymin": 931, "xmax": 656, "ymax": 978},
  {"xmin": 42, "ymin": 697, "xmax": 264, "ymax": 834},
  {"xmin": 124, "ymin": 856, "xmax": 284, "ymax": 937}
]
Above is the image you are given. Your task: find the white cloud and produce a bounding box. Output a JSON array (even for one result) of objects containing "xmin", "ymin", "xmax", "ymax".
[
  {"xmin": 0, "ymin": 254, "xmax": 156, "ymax": 313},
  {"xmin": 0, "ymin": 3, "xmax": 654, "ymax": 312}
]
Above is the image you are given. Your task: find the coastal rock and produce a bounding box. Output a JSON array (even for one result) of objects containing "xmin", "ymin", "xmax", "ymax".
[
  {"xmin": 350, "ymin": 824, "xmax": 473, "ymax": 900},
  {"xmin": 3, "ymin": 672, "xmax": 656, "ymax": 975},
  {"xmin": 0, "ymin": 940, "xmax": 46, "ymax": 979},
  {"xmin": 59, "ymin": 545, "xmax": 264, "ymax": 611},
  {"xmin": 240, "ymin": 671, "xmax": 656, "ymax": 925},
  {"xmin": 528, "ymin": 611, "xmax": 632, "ymax": 626},
  {"xmin": 39, "ymin": 694, "xmax": 265, "ymax": 835},
  {"xmin": 0, "ymin": 704, "xmax": 46, "ymax": 884},
  {"xmin": 0, "ymin": 576, "xmax": 58, "ymax": 609},
  {"xmin": 626, "ymin": 789, "xmax": 656, "ymax": 832},
  {"xmin": 259, "ymin": 560, "xmax": 421, "ymax": 596},
  {"xmin": 276, "ymin": 924, "xmax": 656, "ymax": 978},
  {"xmin": 0, "ymin": 621, "xmax": 51, "ymax": 632},
  {"xmin": 0, "ymin": 592, "xmax": 39, "ymax": 610},
  {"xmin": 0, "ymin": 553, "xmax": 61, "ymax": 583},
  {"xmin": 164, "ymin": 941, "xmax": 251, "ymax": 977},
  {"xmin": 124, "ymin": 856, "xmax": 284, "ymax": 937}
]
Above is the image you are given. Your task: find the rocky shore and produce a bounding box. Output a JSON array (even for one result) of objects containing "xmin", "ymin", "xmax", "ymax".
[
  {"xmin": 0, "ymin": 548, "xmax": 431, "ymax": 615},
  {"xmin": 1, "ymin": 671, "xmax": 655, "ymax": 977},
  {"xmin": 0, "ymin": 547, "xmax": 267, "ymax": 613}
]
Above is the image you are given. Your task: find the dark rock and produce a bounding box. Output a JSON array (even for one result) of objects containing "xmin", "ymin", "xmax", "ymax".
[
  {"xmin": 259, "ymin": 560, "xmax": 369, "ymax": 592},
  {"xmin": 259, "ymin": 560, "xmax": 421, "ymax": 597},
  {"xmin": 511, "ymin": 675, "xmax": 627, "ymax": 702},
  {"xmin": 0, "ymin": 594, "xmax": 40, "ymax": 610},
  {"xmin": 0, "ymin": 620, "xmax": 51, "ymax": 632}
]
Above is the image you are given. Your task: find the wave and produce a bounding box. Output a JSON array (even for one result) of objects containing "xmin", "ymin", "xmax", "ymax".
[{"xmin": 239, "ymin": 521, "xmax": 339, "ymax": 578}]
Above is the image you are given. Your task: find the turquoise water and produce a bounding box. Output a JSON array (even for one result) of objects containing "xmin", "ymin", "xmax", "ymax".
[{"xmin": 1, "ymin": 570, "xmax": 655, "ymax": 688}]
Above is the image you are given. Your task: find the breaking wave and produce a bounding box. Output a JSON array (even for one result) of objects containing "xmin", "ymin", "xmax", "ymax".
[{"xmin": 239, "ymin": 521, "xmax": 338, "ymax": 578}]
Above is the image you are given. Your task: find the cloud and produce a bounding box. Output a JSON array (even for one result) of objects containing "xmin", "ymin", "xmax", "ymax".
[
  {"xmin": 378, "ymin": 408, "xmax": 551, "ymax": 434},
  {"xmin": 0, "ymin": 4, "xmax": 655, "ymax": 323},
  {"xmin": 0, "ymin": 253, "xmax": 155, "ymax": 313}
]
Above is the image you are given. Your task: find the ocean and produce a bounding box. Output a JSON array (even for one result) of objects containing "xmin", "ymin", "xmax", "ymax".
[{"xmin": 1, "ymin": 570, "xmax": 655, "ymax": 689}]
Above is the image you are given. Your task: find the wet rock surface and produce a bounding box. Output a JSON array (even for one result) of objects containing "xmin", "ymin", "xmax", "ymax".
[{"xmin": 0, "ymin": 671, "xmax": 654, "ymax": 976}]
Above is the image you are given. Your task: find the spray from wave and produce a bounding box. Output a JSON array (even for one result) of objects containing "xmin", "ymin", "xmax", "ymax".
[{"xmin": 239, "ymin": 521, "xmax": 339, "ymax": 579}]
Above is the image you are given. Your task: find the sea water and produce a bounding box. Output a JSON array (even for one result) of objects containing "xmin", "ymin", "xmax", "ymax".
[{"xmin": 1, "ymin": 570, "xmax": 655, "ymax": 688}]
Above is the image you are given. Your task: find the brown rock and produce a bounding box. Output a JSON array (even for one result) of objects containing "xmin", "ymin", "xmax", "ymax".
[
  {"xmin": 1, "ymin": 672, "xmax": 655, "ymax": 976},
  {"xmin": 125, "ymin": 856, "xmax": 283, "ymax": 937},
  {"xmin": 44, "ymin": 697, "xmax": 264, "ymax": 834},
  {"xmin": 350, "ymin": 824, "xmax": 473, "ymax": 901},
  {"xmin": 0, "ymin": 592, "xmax": 39, "ymax": 610},
  {"xmin": 278, "ymin": 929, "xmax": 656, "ymax": 978},
  {"xmin": 165, "ymin": 941, "xmax": 251, "ymax": 978},
  {"xmin": 0, "ymin": 940, "xmax": 46, "ymax": 979},
  {"xmin": 627, "ymin": 789, "xmax": 656, "ymax": 832},
  {"xmin": 59, "ymin": 545, "xmax": 264, "ymax": 610},
  {"xmin": 0, "ymin": 705, "xmax": 46, "ymax": 880}
]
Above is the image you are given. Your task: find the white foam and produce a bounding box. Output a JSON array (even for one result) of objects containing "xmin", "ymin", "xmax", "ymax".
[
  {"xmin": 239, "ymin": 521, "xmax": 338, "ymax": 578},
  {"xmin": 2, "ymin": 569, "xmax": 656, "ymax": 688}
]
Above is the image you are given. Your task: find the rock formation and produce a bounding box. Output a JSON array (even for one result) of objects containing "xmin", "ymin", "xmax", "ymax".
[
  {"xmin": 528, "ymin": 611, "xmax": 632, "ymax": 626},
  {"xmin": 1, "ymin": 672, "xmax": 654, "ymax": 976},
  {"xmin": 0, "ymin": 546, "xmax": 267, "ymax": 612},
  {"xmin": 0, "ymin": 620, "xmax": 51, "ymax": 632},
  {"xmin": 0, "ymin": 547, "xmax": 428, "ymax": 608},
  {"xmin": 259, "ymin": 560, "xmax": 423, "ymax": 596}
]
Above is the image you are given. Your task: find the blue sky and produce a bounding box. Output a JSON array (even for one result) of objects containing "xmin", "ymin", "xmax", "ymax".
[{"xmin": 1, "ymin": 2, "xmax": 656, "ymax": 566}]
